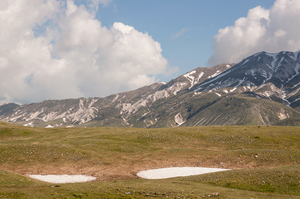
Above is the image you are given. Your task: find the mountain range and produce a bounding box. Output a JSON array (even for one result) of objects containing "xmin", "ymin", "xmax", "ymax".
[{"xmin": 1, "ymin": 50, "xmax": 300, "ymax": 128}]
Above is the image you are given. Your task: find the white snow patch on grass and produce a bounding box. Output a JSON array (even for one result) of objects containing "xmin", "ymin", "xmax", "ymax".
[
  {"xmin": 137, "ymin": 167, "xmax": 230, "ymax": 179},
  {"xmin": 27, "ymin": 174, "xmax": 96, "ymax": 183}
]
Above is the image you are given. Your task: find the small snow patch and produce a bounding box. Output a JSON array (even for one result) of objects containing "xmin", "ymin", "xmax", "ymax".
[
  {"xmin": 208, "ymin": 70, "xmax": 221, "ymax": 79},
  {"xmin": 45, "ymin": 125, "xmax": 54, "ymax": 128},
  {"xmin": 174, "ymin": 113, "xmax": 186, "ymax": 126},
  {"xmin": 183, "ymin": 70, "xmax": 197, "ymax": 89},
  {"xmin": 137, "ymin": 167, "xmax": 230, "ymax": 179},
  {"xmin": 230, "ymin": 88, "xmax": 237, "ymax": 92},
  {"xmin": 27, "ymin": 174, "xmax": 96, "ymax": 183},
  {"xmin": 241, "ymin": 59, "xmax": 249, "ymax": 65},
  {"xmin": 215, "ymin": 93, "xmax": 221, "ymax": 97},
  {"xmin": 23, "ymin": 122, "xmax": 33, "ymax": 127},
  {"xmin": 197, "ymin": 72, "xmax": 204, "ymax": 81}
]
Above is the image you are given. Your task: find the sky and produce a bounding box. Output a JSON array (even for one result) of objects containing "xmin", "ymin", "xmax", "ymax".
[{"xmin": 1, "ymin": 0, "xmax": 300, "ymax": 105}]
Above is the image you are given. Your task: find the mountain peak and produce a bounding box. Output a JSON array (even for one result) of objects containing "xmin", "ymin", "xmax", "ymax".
[
  {"xmin": 1, "ymin": 50, "xmax": 300, "ymax": 128},
  {"xmin": 194, "ymin": 50, "xmax": 300, "ymax": 93}
]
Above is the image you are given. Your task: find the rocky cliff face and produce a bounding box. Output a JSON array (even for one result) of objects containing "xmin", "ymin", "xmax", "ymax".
[{"xmin": 1, "ymin": 50, "xmax": 300, "ymax": 128}]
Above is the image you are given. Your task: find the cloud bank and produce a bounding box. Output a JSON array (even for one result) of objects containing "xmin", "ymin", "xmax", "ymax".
[
  {"xmin": 207, "ymin": 0, "xmax": 300, "ymax": 66},
  {"xmin": 0, "ymin": 0, "xmax": 170, "ymax": 104}
]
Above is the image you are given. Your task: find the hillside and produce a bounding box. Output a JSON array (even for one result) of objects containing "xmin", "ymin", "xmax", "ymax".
[{"xmin": 0, "ymin": 50, "xmax": 300, "ymax": 127}]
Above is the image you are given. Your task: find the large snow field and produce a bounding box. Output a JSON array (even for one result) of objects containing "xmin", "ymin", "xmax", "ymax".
[{"xmin": 137, "ymin": 167, "xmax": 230, "ymax": 179}]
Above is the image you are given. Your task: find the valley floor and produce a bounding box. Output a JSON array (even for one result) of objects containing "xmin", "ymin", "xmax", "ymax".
[{"xmin": 0, "ymin": 123, "xmax": 300, "ymax": 198}]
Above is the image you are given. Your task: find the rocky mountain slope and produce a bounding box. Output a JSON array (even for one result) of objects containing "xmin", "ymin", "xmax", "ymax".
[{"xmin": 1, "ymin": 50, "xmax": 300, "ymax": 127}]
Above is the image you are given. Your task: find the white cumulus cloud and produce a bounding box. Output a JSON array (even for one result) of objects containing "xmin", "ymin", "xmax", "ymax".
[
  {"xmin": 0, "ymin": 0, "xmax": 171, "ymax": 105},
  {"xmin": 207, "ymin": 0, "xmax": 300, "ymax": 66}
]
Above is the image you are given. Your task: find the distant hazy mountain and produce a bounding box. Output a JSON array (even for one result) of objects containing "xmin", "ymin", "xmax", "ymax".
[{"xmin": 1, "ymin": 50, "xmax": 300, "ymax": 127}]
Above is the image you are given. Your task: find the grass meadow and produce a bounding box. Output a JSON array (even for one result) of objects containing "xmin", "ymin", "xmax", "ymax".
[{"xmin": 1, "ymin": 121, "xmax": 300, "ymax": 198}]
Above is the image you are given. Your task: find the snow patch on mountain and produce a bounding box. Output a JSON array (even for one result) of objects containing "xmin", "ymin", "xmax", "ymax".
[
  {"xmin": 194, "ymin": 69, "xmax": 233, "ymax": 92},
  {"xmin": 292, "ymin": 51, "xmax": 300, "ymax": 61},
  {"xmin": 174, "ymin": 113, "xmax": 186, "ymax": 126},
  {"xmin": 292, "ymin": 82, "xmax": 300, "ymax": 89},
  {"xmin": 69, "ymin": 99, "xmax": 98, "ymax": 123},
  {"xmin": 25, "ymin": 110, "xmax": 44, "ymax": 121},
  {"xmin": 7, "ymin": 112, "xmax": 26, "ymax": 122},
  {"xmin": 4, "ymin": 98, "xmax": 100, "ymax": 125},
  {"xmin": 277, "ymin": 109, "xmax": 289, "ymax": 120},
  {"xmin": 197, "ymin": 72, "xmax": 204, "ymax": 82},
  {"xmin": 112, "ymin": 94, "xmax": 119, "ymax": 103},
  {"xmin": 183, "ymin": 70, "xmax": 205, "ymax": 89},
  {"xmin": 208, "ymin": 70, "xmax": 221, "ymax": 79},
  {"xmin": 183, "ymin": 71, "xmax": 196, "ymax": 85},
  {"xmin": 286, "ymin": 63, "xmax": 300, "ymax": 83},
  {"xmin": 23, "ymin": 122, "xmax": 33, "ymax": 127},
  {"xmin": 194, "ymin": 50, "xmax": 300, "ymax": 104},
  {"xmin": 117, "ymin": 82, "xmax": 187, "ymax": 116},
  {"xmin": 230, "ymin": 88, "xmax": 237, "ymax": 92},
  {"xmin": 241, "ymin": 59, "xmax": 249, "ymax": 66},
  {"xmin": 42, "ymin": 111, "xmax": 58, "ymax": 122},
  {"xmin": 291, "ymin": 98, "xmax": 300, "ymax": 103}
]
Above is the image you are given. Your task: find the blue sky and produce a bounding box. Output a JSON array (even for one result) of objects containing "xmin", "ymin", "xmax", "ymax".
[
  {"xmin": 1, "ymin": 0, "xmax": 300, "ymax": 104},
  {"xmin": 93, "ymin": 0, "xmax": 275, "ymax": 79}
]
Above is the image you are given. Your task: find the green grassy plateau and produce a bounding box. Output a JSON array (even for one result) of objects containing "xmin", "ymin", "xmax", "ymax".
[{"xmin": 1, "ymin": 121, "xmax": 300, "ymax": 198}]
